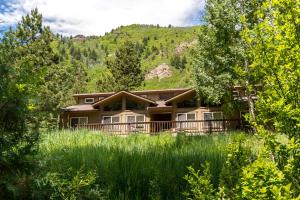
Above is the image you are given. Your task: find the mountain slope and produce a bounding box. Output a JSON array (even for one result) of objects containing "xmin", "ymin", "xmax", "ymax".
[{"xmin": 55, "ymin": 24, "xmax": 201, "ymax": 92}]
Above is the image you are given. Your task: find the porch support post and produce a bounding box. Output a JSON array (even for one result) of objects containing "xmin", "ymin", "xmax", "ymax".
[{"xmin": 122, "ymin": 95, "xmax": 126, "ymax": 111}]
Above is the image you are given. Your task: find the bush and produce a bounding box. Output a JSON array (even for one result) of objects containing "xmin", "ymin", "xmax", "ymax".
[
  {"xmin": 33, "ymin": 169, "xmax": 108, "ymax": 200},
  {"xmin": 183, "ymin": 162, "xmax": 215, "ymax": 200},
  {"xmin": 236, "ymin": 158, "xmax": 292, "ymax": 200}
]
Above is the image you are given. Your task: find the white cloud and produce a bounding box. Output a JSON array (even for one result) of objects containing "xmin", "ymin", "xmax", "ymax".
[{"xmin": 0, "ymin": 0, "xmax": 204, "ymax": 35}]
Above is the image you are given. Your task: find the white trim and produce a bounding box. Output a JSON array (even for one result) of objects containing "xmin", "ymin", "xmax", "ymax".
[{"xmin": 85, "ymin": 98, "xmax": 95, "ymax": 104}]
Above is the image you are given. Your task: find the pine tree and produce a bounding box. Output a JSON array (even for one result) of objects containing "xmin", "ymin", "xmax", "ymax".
[{"xmin": 108, "ymin": 41, "xmax": 144, "ymax": 91}]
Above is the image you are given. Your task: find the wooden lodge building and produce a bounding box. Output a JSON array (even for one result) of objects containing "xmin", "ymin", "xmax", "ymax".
[{"xmin": 61, "ymin": 88, "xmax": 250, "ymax": 134}]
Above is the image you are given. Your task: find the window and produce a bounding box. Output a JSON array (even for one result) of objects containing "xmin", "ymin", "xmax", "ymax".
[
  {"xmin": 126, "ymin": 99, "xmax": 145, "ymax": 110},
  {"xmin": 126, "ymin": 115, "xmax": 145, "ymax": 131},
  {"xmin": 203, "ymin": 112, "xmax": 223, "ymax": 129},
  {"xmin": 85, "ymin": 98, "xmax": 94, "ymax": 104},
  {"xmin": 176, "ymin": 113, "xmax": 196, "ymax": 121},
  {"xmin": 102, "ymin": 116, "xmax": 120, "ymax": 131},
  {"xmin": 176, "ymin": 113, "xmax": 196, "ymax": 129},
  {"xmin": 103, "ymin": 101, "xmax": 122, "ymax": 111},
  {"xmin": 70, "ymin": 117, "xmax": 88, "ymax": 127},
  {"xmin": 177, "ymin": 98, "xmax": 198, "ymax": 108},
  {"xmin": 102, "ymin": 116, "xmax": 120, "ymax": 124}
]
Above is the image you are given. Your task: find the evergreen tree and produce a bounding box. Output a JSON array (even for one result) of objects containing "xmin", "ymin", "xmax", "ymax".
[
  {"xmin": 171, "ymin": 55, "xmax": 186, "ymax": 70},
  {"xmin": 89, "ymin": 49, "xmax": 98, "ymax": 61},
  {"xmin": 108, "ymin": 41, "xmax": 144, "ymax": 91},
  {"xmin": 0, "ymin": 9, "xmax": 54, "ymax": 197}
]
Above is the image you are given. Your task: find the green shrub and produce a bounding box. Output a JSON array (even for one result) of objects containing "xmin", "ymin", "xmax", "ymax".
[
  {"xmin": 33, "ymin": 168, "xmax": 108, "ymax": 200},
  {"xmin": 237, "ymin": 158, "xmax": 293, "ymax": 200},
  {"xmin": 183, "ymin": 162, "xmax": 215, "ymax": 200},
  {"xmin": 218, "ymin": 137, "xmax": 254, "ymax": 199}
]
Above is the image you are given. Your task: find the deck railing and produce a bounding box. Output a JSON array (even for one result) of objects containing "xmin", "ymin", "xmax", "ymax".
[{"xmin": 75, "ymin": 119, "xmax": 244, "ymax": 135}]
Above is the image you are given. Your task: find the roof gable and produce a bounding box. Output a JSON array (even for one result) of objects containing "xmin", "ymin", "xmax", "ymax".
[
  {"xmin": 92, "ymin": 91, "xmax": 157, "ymax": 108},
  {"xmin": 165, "ymin": 89, "xmax": 196, "ymax": 104}
]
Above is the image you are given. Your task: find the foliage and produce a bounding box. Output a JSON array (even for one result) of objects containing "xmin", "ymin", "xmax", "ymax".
[
  {"xmin": 0, "ymin": 8, "xmax": 54, "ymax": 198},
  {"xmin": 192, "ymin": 0, "xmax": 262, "ymax": 118},
  {"xmin": 107, "ymin": 41, "xmax": 144, "ymax": 91},
  {"xmin": 243, "ymin": 0, "xmax": 300, "ymax": 137},
  {"xmin": 218, "ymin": 136, "xmax": 253, "ymax": 199},
  {"xmin": 95, "ymin": 71, "xmax": 116, "ymax": 92},
  {"xmin": 237, "ymin": 158, "xmax": 294, "ymax": 200},
  {"xmin": 183, "ymin": 162, "xmax": 215, "ymax": 200},
  {"xmin": 63, "ymin": 25, "xmax": 199, "ymax": 91},
  {"xmin": 170, "ymin": 55, "xmax": 187, "ymax": 71},
  {"xmin": 38, "ymin": 59, "xmax": 88, "ymax": 130},
  {"xmin": 33, "ymin": 169, "xmax": 107, "ymax": 200}
]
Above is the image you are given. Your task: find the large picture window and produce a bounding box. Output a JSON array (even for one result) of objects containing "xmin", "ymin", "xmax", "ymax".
[
  {"xmin": 126, "ymin": 99, "xmax": 145, "ymax": 110},
  {"xmin": 70, "ymin": 117, "xmax": 88, "ymax": 127},
  {"xmin": 177, "ymin": 98, "xmax": 198, "ymax": 108},
  {"xmin": 102, "ymin": 116, "xmax": 120, "ymax": 132},
  {"xmin": 126, "ymin": 115, "xmax": 145, "ymax": 131},
  {"xmin": 176, "ymin": 113, "xmax": 196, "ymax": 129},
  {"xmin": 203, "ymin": 112, "xmax": 223, "ymax": 129},
  {"xmin": 176, "ymin": 113, "xmax": 196, "ymax": 121},
  {"xmin": 102, "ymin": 116, "xmax": 120, "ymax": 124},
  {"xmin": 103, "ymin": 101, "xmax": 122, "ymax": 111}
]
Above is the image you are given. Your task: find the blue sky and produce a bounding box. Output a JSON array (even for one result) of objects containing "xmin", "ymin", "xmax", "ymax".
[{"xmin": 0, "ymin": 0, "xmax": 205, "ymax": 36}]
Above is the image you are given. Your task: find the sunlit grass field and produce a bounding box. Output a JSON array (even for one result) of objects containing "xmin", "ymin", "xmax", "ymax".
[{"xmin": 38, "ymin": 130, "xmax": 260, "ymax": 199}]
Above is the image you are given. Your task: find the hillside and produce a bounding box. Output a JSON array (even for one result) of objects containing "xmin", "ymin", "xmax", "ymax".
[{"xmin": 54, "ymin": 24, "xmax": 201, "ymax": 92}]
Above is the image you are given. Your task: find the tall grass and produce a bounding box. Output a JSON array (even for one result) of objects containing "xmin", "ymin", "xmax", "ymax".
[{"xmin": 38, "ymin": 130, "xmax": 259, "ymax": 199}]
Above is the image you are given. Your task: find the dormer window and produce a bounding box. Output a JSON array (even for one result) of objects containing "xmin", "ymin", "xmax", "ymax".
[{"xmin": 84, "ymin": 98, "xmax": 94, "ymax": 104}]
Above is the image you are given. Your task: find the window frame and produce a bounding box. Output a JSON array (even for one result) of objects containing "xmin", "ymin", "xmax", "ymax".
[
  {"xmin": 70, "ymin": 117, "xmax": 88, "ymax": 127},
  {"xmin": 176, "ymin": 112, "xmax": 197, "ymax": 129},
  {"xmin": 203, "ymin": 112, "xmax": 223, "ymax": 120},
  {"xmin": 176, "ymin": 112, "xmax": 196, "ymax": 121},
  {"xmin": 203, "ymin": 112, "xmax": 223, "ymax": 129},
  {"xmin": 84, "ymin": 98, "xmax": 95, "ymax": 104},
  {"xmin": 102, "ymin": 116, "xmax": 120, "ymax": 124},
  {"xmin": 126, "ymin": 114, "xmax": 145, "ymax": 131},
  {"xmin": 101, "ymin": 115, "xmax": 121, "ymax": 131}
]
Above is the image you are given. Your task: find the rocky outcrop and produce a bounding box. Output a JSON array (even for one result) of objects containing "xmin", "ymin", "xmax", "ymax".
[{"xmin": 145, "ymin": 63, "xmax": 172, "ymax": 80}]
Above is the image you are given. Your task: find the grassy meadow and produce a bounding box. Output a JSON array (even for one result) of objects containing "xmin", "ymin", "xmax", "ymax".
[{"xmin": 36, "ymin": 130, "xmax": 261, "ymax": 199}]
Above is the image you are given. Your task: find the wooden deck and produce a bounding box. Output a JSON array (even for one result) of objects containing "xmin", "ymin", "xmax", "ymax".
[{"xmin": 74, "ymin": 119, "xmax": 244, "ymax": 135}]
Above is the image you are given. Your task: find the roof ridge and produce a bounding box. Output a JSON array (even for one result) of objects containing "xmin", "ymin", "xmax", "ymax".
[{"xmin": 73, "ymin": 88, "xmax": 192, "ymax": 97}]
